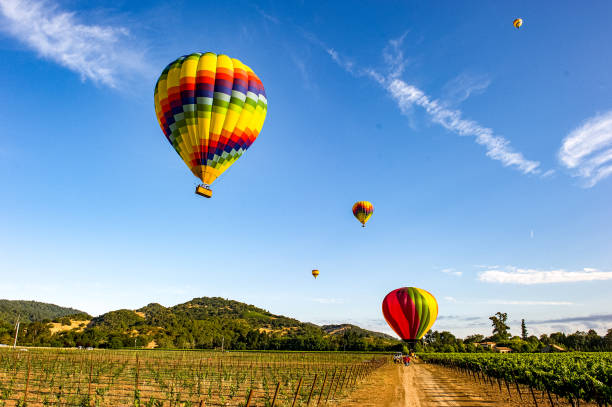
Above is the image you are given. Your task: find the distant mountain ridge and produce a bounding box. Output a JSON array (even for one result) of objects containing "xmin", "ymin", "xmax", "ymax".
[
  {"xmin": 0, "ymin": 300, "xmax": 86, "ymax": 324},
  {"xmin": 0, "ymin": 297, "xmax": 402, "ymax": 352}
]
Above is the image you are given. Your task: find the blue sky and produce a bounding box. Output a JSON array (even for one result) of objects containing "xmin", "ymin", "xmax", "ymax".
[{"xmin": 1, "ymin": 0, "xmax": 611, "ymax": 338}]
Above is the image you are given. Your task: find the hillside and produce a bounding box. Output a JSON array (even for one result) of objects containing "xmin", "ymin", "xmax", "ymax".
[
  {"xmin": 322, "ymin": 324, "xmax": 397, "ymax": 340},
  {"xmin": 0, "ymin": 300, "xmax": 86, "ymax": 324},
  {"xmin": 1, "ymin": 297, "xmax": 402, "ymax": 352}
]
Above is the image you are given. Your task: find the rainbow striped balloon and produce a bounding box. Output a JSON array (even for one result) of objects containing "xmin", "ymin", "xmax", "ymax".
[
  {"xmin": 382, "ymin": 287, "xmax": 438, "ymax": 341},
  {"xmin": 154, "ymin": 52, "xmax": 267, "ymax": 196},
  {"xmin": 352, "ymin": 201, "xmax": 374, "ymax": 227}
]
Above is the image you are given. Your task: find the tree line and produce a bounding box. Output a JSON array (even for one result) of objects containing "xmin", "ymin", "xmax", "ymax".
[
  {"xmin": 1, "ymin": 304, "xmax": 610, "ymax": 353},
  {"xmin": 415, "ymin": 312, "xmax": 612, "ymax": 353}
]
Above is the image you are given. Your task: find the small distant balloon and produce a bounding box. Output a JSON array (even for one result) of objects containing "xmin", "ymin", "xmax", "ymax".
[
  {"xmin": 312, "ymin": 269, "xmax": 320, "ymax": 279},
  {"xmin": 513, "ymin": 18, "xmax": 523, "ymax": 29},
  {"xmin": 352, "ymin": 201, "xmax": 374, "ymax": 227}
]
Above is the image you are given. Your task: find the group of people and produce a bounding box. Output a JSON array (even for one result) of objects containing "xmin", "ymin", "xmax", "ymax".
[{"xmin": 393, "ymin": 353, "xmax": 412, "ymax": 366}]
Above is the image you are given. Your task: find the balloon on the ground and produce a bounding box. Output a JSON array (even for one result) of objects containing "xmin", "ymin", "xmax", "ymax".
[
  {"xmin": 352, "ymin": 201, "xmax": 374, "ymax": 227},
  {"xmin": 513, "ymin": 18, "xmax": 523, "ymax": 29},
  {"xmin": 154, "ymin": 52, "xmax": 268, "ymax": 198},
  {"xmin": 312, "ymin": 269, "xmax": 320, "ymax": 279},
  {"xmin": 382, "ymin": 287, "xmax": 438, "ymax": 341}
]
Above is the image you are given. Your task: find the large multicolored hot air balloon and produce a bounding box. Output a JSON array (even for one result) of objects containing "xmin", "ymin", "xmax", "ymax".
[
  {"xmin": 312, "ymin": 269, "xmax": 320, "ymax": 279},
  {"xmin": 382, "ymin": 287, "xmax": 438, "ymax": 347},
  {"xmin": 352, "ymin": 201, "xmax": 373, "ymax": 227},
  {"xmin": 154, "ymin": 52, "xmax": 268, "ymax": 198}
]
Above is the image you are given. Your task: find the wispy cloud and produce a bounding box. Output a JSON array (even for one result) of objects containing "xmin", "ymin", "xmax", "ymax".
[
  {"xmin": 0, "ymin": 0, "xmax": 149, "ymax": 88},
  {"xmin": 559, "ymin": 110, "xmax": 612, "ymax": 187},
  {"xmin": 254, "ymin": 5, "xmax": 279, "ymax": 24},
  {"xmin": 437, "ymin": 315, "xmax": 481, "ymax": 321},
  {"xmin": 442, "ymin": 73, "xmax": 491, "ymax": 105},
  {"xmin": 479, "ymin": 266, "xmax": 612, "ymax": 284},
  {"xmin": 441, "ymin": 268, "xmax": 462, "ymax": 277},
  {"xmin": 528, "ymin": 314, "xmax": 612, "ymax": 335},
  {"xmin": 325, "ymin": 35, "xmax": 541, "ymax": 175},
  {"xmin": 289, "ymin": 50, "xmax": 314, "ymax": 90},
  {"xmin": 532, "ymin": 314, "xmax": 612, "ymax": 324}
]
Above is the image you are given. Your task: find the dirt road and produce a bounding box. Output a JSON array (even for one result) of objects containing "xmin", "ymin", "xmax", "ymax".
[
  {"xmin": 335, "ymin": 361, "xmax": 496, "ymax": 406},
  {"xmin": 335, "ymin": 361, "xmax": 592, "ymax": 407}
]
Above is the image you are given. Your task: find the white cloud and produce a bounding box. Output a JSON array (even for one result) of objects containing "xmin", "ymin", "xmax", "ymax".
[
  {"xmin": 386, "ymin": 79, "xmax": 540, "ymax": 174},
  {"xmin": 254, "ymin": 5, "xmax": 279, "ymax": 24},
  {"xmin": 559, "ymin": 110, "xmax": 612, "ymax": 187},
  {"xmin": 290, "ymin": 52, "xmax": 313, "ymax": 90},
  {"xmin": 443, "ymin": 73, "xmax": 491, "ymax": 105},
  {"xmin": 326, "ymin": 35, "xmax": 541, "ymax": 175},
  {"xmin": 441, "ymin": 268, "xmax": 462, "ymax": 277},
  {"xmin": 0, "ymin": 0, "xmax": 149, "ymax": 88},
  {"xmin": 529, "ymin": 314, "xmax": 612, "ymax": 335},
  {"xmin": 443, "ymin": 296, "xmax": 458, "ymax": 303},
  {"xmin": 479, "ymin": 266, "xmax": 612, "ymax": 284},
  {"xmin": 327, "ymin": 48, "xmax": 355, "ymax": 74},
  {"xmin": 541, "ymin": 169, "xmax": 556, "ymax": 178}
]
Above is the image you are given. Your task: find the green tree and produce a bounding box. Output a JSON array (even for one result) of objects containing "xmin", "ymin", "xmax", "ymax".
[
  {"xmin": 489, "ymin": 312, "xmax": 510, "ymax": 340},
  {"xmin": 521, "ymin": 319, "xmax": 527, "ymax": 340},
  {"xmin": 463, "ymin": 334, "xmax": 484, "ymax": 344},
  {"xmin": 604, "ymin": 328, "xmax": 612, "ymax": 350}
]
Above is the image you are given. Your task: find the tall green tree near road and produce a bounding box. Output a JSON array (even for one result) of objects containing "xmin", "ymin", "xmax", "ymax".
[
  {"xmin": 489, "ymin": 312, "xmax": 510, "ymax": 340},
  {"xmin": 521, "ymin": 319, "xmax": 528, "ymax": 340}
]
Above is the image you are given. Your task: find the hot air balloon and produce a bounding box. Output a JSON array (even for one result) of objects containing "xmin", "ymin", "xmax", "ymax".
[
  {"xmin": 352, "ymin": 201, "xmax": 373, "ymax": 227},
  {"xmin": 513, "ymin": 18, "xmax": 523, "ymax": 29},
  {"xmin": 154, "ymin": 52, "xmax": 268, "ymax": 198},
  {"xmin": 382, "ymin": 287, "xmax": 438, "ymax": 350},
  {"xmin": 312, "ymin": 269, "xmax": 320, "ymax": 279}
]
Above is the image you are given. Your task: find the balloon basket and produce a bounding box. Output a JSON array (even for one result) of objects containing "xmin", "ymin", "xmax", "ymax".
[{"xmin": 195, "ymin": 185, "xmax": 213, "ymax": 198}]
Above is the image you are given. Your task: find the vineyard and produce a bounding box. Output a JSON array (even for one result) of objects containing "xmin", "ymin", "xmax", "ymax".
[
  {"xmin": 420, "ymin": 352, "xmax": 612, "ymax": 406},
  {"xmin": 0, "ymin": 348, "xmax": 387, "ymax": 406}
]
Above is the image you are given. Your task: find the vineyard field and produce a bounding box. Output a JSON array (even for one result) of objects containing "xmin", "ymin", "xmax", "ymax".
[
  {"xmin": 420, "ymin": 352, "xmax": 612, "ymax": 406},
  {"xmin": 0, "ymin": 348, "xmax": 387, "ymax": 406}
]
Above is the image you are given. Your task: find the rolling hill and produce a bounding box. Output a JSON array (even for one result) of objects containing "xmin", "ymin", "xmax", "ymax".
[
  {"xmin": 0, "ymin": 297, "xmax": 402, "ymax": 352},
  {"xmin": 0, "ymin": 300, "xmax": 86, "ymax": 324}
]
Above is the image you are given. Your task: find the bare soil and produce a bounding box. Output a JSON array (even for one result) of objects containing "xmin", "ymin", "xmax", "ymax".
[{"xmin": 335, "ymin": 361, "xmax": 597, "ymax": 407}]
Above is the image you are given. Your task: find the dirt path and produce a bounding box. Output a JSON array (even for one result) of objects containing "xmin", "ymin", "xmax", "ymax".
[
  {"xmin": 336, "ymin": 362, "xmax": 499, "ymax": 406},
  {"xmin": 335, "ymin": 361, "xmax": 594, "ymax": 407}
]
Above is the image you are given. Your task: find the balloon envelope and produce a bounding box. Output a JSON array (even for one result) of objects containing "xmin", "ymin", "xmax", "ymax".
[
  {"xmin": 312, "ymin": 269, "xmax": 319, "ymax": 279},
  {"xmin": 382, "ymin": 287, "xmax": 438, "ymax": 341},
  {"xmin": 513, "ymin": 18, "xmax": 523, "ymax": 28},
  {"xmin": 154, "ymin": 52, "xmax": 267, "ymax": 195},
  {"xmin": 352, "ymin": 201, "xmax": 373, "ymax": 227}
]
